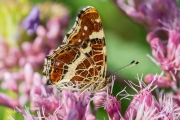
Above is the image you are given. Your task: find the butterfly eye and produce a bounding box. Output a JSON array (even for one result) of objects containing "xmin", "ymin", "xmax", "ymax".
[
  {"xmin": 46, "ymin": 80, "xmax": 53, "ymax": 85},
  {"xmin": 106, "ymin": 76, "xmax": 112, "ymax": 84}
]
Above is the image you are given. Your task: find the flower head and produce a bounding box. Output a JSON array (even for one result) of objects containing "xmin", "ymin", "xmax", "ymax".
[
  {"xmin": 145, "ymin": 13, "xmax": 180, "ymax": 87},
  {"xmin": 17, "ymin": 89, "xmax": 94, "ymax": 120},
  {"xmin": 104, "ymin": 95, "xmax": 121, "ymax": 120},
  {"xmin": 113, "ymin": 0, "xmax": 178, "ymax": 30},
  {"xmin": 124, "ymin": 75, "xmax": 159, "ymax": 119},
  {"xmin": 0, "ymin": 2, "xmax": 69, "ymax": 112},
  {"xmin": 23, "ymin": 6, "xmax": 39, "ymax": 35}
]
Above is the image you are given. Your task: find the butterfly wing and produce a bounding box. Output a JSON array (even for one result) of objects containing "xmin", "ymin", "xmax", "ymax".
[{"xmin": 43, "ymin": 6, "xmax": 107, "ymax": 91}]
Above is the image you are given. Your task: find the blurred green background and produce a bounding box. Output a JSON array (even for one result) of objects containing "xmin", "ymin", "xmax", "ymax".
[{"xmin": 0, "ymin": 0, "xmax": 161, "ymax": 119}]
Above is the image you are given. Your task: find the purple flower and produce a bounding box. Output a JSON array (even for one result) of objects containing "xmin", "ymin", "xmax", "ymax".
[
  {"xmin": 1, "ymin": 72, "xmax": 18, "ymax": 92},
  {"xmin": 10, "ymin": 70, "xmax": 180, "ymax": 120},
  {"xmin": 145, "ymin": 24, "xmax": 180, "ymax": 87},
  {"xmin": 124, "ymin": 75, "xmax": 159, "ymax": 119},
  {"xmin": 115, "ymin": 0, "xmax": 180, "ymax": 88},
  {"xmin": 113, "ymin": 0, "xmax": 178, "ymax": 30},
  {"xmin": 145, "ymin": 74, "xmax": 171, "ymax": 87},
  {"xmin": 0, "ymin": 93, "xmax": 19, "ymax": 109},
  {"xmin": 104, "ymin": 95, "xmax": 121, "ymax": 120},
  {"xmin": 23, "ymin": 6, "xmax": 39, "ymax": 35},
  {"xmin": 155, "ymin": 93, "xmax": 180, "ymax": 119},
  {"xmin": 0, "ymin": 3, "xmax": 69, "ymax": 111},
  {"xmin": 17, "ymin": 89, "xmax": 94, "ymax": 120}
]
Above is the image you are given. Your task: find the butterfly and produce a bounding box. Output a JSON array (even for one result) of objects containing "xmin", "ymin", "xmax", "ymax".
[{"xmin": 43, "ymin": 6, "xmax": 112, "ymax": 93}]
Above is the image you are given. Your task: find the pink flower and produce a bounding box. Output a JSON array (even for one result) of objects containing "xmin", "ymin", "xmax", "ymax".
[
  {"xmin": 0, "ymin": 93, "xmax": 19, "ymax": 109},
  {"xmin": 112, "ymin": 0, "xmax": 180, "ymax": 88},
  {"xmin": 13, "ymin": 73, "xmax": 180, "ymax": 120},
  {"xmin": 124, "ymin": 75, "xmax": 159, "ymax": 119},
  {"xmin": 145, "ymin": 29, "xmax": 180, "ymax": 86},
  {"xmin": 145, "ymin": 74, "xmax": 171, "ymax": 87},
  {"xmin": 113, "ymin": 0, "xmax": 178, "ymax": 30},
  {"xmin": 17, "ymin": 89, "xmax": 95, "ymax": 120},
  {"xmin": 155, "ymin": 93, "xmax": 180, "ymax": 119},
  {"xmin": 0, "ymin": 3, "xmax": 69, "ymax": 110},
  {"xmin": 104, "ymin": 95, "xmax": 121, "ymax": 120}
]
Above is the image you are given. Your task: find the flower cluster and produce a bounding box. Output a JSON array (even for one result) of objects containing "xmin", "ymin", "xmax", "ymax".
[
  {"xmin": 16, "ymin": 89, "xmax": 93, "ymax": 120},
  {"xmin": 113, "ymin": 0, "xmax": 180, "ymax": 90},
  {"xmin": 0, "ymin": 1, "xmax": 69, "ymax": 111},
  {"xmin": 112, "ymin": 0, "xmax": 180, "ymax": 119},
  {"xmin": 14, "ymin": 75, "xmax": 180, "ymax": 120},
  {"xmin": 113, "ymin": 0, "xmax": 178, "ymax": 30}
]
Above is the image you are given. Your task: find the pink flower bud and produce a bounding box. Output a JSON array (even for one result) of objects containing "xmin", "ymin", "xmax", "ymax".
[
  {"xmin": 22, "ymin": 42, "xmax": 32, "ymax": 55},
  {"xmin": 167, "ymin": 30, "xmax": 180, "ymax": 61},
  {"xmin": 32, "ymin": 37, "xmax": 43, "ymax": 53},
  {"xmin": 104, "ymin": 95, "xmax": 121, "ymax": 120},
  {"xmin": 149, "ymin": 38, "xmax": 165, "ymax": 62},
  {"xmin": 2, "ymin": 72, "xmax": 18, "ymax": 92},
  {"xmin": 24, "ymin": 63, "xmax": 34, "ymax": 84},
  {"xmin": 36, "ymin": 25, "xmax": 47, "ymax": 37},
  {"xmin": 0, "ymin": 93, "xmax": 19, "ymax": 108},
  {"xmin": 145, "ymin": 74, "xmax": 171, "ymax": 87}
]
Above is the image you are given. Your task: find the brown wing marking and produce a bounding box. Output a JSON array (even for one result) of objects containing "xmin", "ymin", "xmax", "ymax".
[
  {"xmin": 67, "ymin": 7, "xmax": 107, "ymax": 84},
  {"xmin": 63, "ymin": 7, "xmax": 103, "ymax": 47},
  {"xmin": 91, "ymin": 37, "xmax": 106, "ymax": 78},
  {"xmin": 70, "ymin": 37, "xmax": 106, "ymax": 84},
  {"xmin": 43, "ymin": 45, "xmax": 81, "ymax": 84}
]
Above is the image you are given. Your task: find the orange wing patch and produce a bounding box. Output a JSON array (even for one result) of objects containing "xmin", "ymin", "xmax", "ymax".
[{"xmin": 43, "ymin": 6, "xmax": 108, "ymax": 93}]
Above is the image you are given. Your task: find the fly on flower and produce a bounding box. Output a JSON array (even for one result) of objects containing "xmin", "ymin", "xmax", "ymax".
[{"xmin": 43, "ymin": 6, "xmax": 138, "ymax": 93}]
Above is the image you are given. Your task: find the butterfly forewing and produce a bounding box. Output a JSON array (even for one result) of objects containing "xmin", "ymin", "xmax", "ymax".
[{"xmin": 43, "ymin": 6, "xmax": 107, "ymax": 92}]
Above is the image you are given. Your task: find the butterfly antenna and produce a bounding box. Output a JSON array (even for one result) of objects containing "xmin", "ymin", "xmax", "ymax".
[{"xmin": 111, "ymin": 60, "xmax": 140, "ymax": 75}]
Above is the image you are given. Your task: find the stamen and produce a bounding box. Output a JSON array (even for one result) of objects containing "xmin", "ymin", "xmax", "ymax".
[{"xmin": 146, "ymin": 54, "xmax": 160, "ymax": 66}]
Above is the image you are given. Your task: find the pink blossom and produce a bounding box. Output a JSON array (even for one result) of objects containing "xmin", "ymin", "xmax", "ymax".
[
  {"xmin": 145, "ymin": 74, "xmax": 171, "ymax": 87},
  {"xmin": 124, "ymin": 76, "xmax": 159, "ymax": 119},
  {"xmin": 104, "ymin": 95, "xmax": 121, "ymax": 120},
  {"xmin": 113, "ymin": 0, "xmax": 178, "ymax": 30},
  {"xmin": 0, "ymin": 93, "xmax": 19, "ymax": 109},
  {"xmin": 0, "ymin": 2, "xmax": 69, "ymax": 110}
]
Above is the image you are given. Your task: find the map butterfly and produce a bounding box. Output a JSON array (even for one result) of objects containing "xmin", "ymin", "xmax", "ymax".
[{"xmin": 43, "ymin": 6, "xmax": 112, "ymax": 93}]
